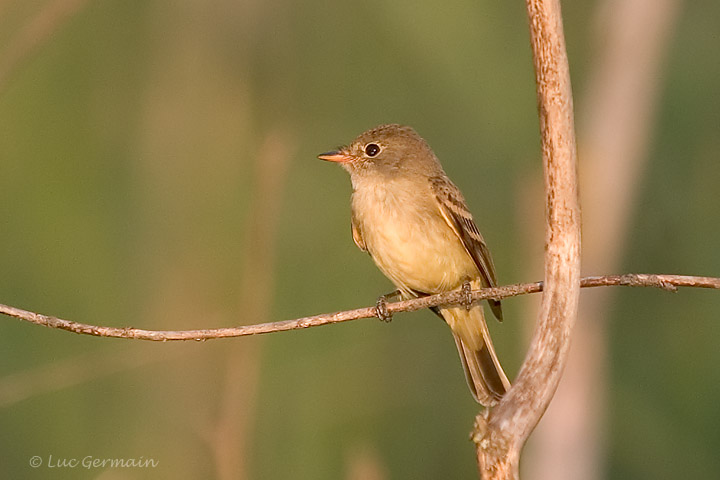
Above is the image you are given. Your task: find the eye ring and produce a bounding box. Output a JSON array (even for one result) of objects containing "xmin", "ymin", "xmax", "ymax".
[{"xmin": 364, "ymin": 143, "xmax": 381, "ymax": 157}]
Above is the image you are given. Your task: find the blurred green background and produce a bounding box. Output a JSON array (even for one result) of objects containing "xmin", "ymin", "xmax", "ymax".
[{"xmin": 1, "ymin": 0, "xmax": 718, "ymax": 479}]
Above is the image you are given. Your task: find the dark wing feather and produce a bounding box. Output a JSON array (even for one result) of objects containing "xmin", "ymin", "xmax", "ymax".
[{"xmin": 430, "ymin": 176, "xmax": 503, "ymax": 321}]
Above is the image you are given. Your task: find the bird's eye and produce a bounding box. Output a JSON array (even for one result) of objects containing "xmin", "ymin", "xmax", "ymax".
[{"xmin": 364, "ymin": 143, "xmax": 381, "ymax": 157}]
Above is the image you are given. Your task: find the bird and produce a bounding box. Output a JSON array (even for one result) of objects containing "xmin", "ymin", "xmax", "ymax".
[{"xmin": 318, "ymin": 123, "xmax": 510, "ymax": 406}]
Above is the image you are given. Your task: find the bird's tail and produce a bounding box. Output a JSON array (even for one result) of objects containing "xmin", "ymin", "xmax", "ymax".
[{"xmin": 442, "ymin": 305, "xmax": 510, "ymax": 406}]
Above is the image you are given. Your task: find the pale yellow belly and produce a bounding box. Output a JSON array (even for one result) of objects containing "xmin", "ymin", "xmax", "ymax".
[{"xmin": 353, "ymin": 183, "xmax": 478, "ymax": 294}]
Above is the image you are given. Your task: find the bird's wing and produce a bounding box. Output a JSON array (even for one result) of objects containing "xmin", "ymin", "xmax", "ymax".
[
  {"xmin": 430, "ymin": 176, "xmax": 503, "ymax": 321},
  {"xmin": 350, "ymin": 212, "xmax": 367, "ymax": 252}
]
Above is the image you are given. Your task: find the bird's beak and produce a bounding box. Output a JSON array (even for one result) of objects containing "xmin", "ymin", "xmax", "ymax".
[{"xmin": 318, "ymin": 150, "xmax": 352, "ymax": 163}]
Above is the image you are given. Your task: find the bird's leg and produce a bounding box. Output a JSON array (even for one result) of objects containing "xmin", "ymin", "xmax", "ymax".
[
  {"xmin": 461, "ymin": 281, "xmax": 473, "ymax": 310},
  {"xmin": 376, "ymin": 290, "xmax": 401, "ymax": 322}
]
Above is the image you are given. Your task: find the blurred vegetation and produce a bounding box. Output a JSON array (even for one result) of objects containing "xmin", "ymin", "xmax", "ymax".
[{"xmin": 0, "ymin": 0, "xmax": 718, "ymax": 479}]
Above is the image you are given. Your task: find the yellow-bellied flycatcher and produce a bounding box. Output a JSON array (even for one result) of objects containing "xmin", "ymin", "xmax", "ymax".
[{"xmin": 319, "ymin": 124, "xmax": 509, "ymax": 406}]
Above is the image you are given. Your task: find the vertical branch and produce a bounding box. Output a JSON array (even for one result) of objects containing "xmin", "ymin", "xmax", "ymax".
[
  {"xmin": 474, "ymin": 0, "xmax": 580, "ymax": 478},
  {"xmin": 527, "ymin": 1, "xmax": 681, "ymax": 478}
]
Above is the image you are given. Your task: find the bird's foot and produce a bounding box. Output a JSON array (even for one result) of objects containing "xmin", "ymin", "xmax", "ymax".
[
  {"xmin": 375, "ymin": 290, "xmax": 400, "ymax": 322},
  {"xmin": 375, "ymin": 296, "xmax": 392, "ymax": 322},
  {"xmin": 461, "ymin": 281, "xmax": 473, "ymax": 310}
]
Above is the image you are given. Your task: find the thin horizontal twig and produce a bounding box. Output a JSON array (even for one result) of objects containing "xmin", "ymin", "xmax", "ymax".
[
  {"xmin": 0, "ymin": 274, "xmax": 717, "ymax": 342},
  {"xmin": 0, "ymin": 274, "xmax": 720, "ymax": 342}
]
